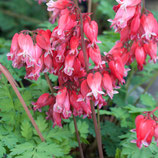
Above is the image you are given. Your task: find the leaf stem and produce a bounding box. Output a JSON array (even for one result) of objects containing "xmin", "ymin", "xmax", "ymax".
[
  {"xmin": 72, "ymin": 115, "xmax": 85, "ymax": 158},
  {"xmin": 0, "ymin": 63, "xmax": 45, "ymax": 142}
]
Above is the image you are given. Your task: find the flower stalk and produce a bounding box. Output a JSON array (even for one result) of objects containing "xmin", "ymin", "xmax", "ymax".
[
  {"xmin": 74, "ymin": 0, "xmax": 104, "ymax": 157},
  {"xmin": 73, "ymin": 115, "xmax": 85, "ymax": 158}
]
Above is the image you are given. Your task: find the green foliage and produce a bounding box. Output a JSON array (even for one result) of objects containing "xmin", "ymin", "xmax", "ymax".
[
  {"xmin": 98, "ymin": 31, "xmax": 120, "ymax": 53},
  {"xmin": 0, "ymin": 0, "xmax": 48, "ymax": 38},
  {"xmin": 0, "ymin": 0, "xmax": 158, "ymax": 157},
  {"xmin": 120, "ymin": 133, "xmax": 158, "ymax": 158},
  {"xmin": 0, "ymin": 72, "xmax": 89, "ymax": 157},
  {"xmin": 21, "ymin": 121, "xmax": 33, "ymax": 140},
  {"xmin": 101, "ymin": 121, "xmax": 125, "ymax": 157}
]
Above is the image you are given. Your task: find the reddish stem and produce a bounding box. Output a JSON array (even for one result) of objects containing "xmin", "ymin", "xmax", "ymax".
[
  {"xmin": 88, "ymin": 0, "xmax": 92, "ymax": 14},
  {"xmin": 73, "ymin": 115, "xmax": 85, "ymax": 158},
  {"xmin": 90, "ymin": 102, "xmax": 104, "ymax": 158},
  {"xmin": 0, "ymin": 64, "xmax": 45, "ymax": 142},
  {"xmin": 151, "ymin": 107, "xmax": 158, "ymax": 115},
  {"xmin": 74, "ymin": 0, "xmax": 104, "ymax": 157},
  {"xmin": 44, "ymin": 73, "xmax": 55, "ymax": 94}
]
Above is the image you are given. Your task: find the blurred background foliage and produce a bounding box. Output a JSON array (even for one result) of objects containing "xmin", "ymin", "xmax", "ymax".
[{"xmin": 0, "ymin": 0, "xmax": 158, "ymax": 158}]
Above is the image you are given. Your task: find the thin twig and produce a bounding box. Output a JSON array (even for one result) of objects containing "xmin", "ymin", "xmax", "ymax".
[
  {"xmin": 0, "ymin": 64, "xmax": 45, "ymax": 142},
  {"xmin": 73, "ymin": 115, "xmax": 85, "ymax": 158},
  {"xmin": 0, "ymin": 9, "xmax": 41, "ymax": 24}
]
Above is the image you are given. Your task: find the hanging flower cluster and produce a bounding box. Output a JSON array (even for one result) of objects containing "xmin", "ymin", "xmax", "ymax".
[
  {"xmin": 132, "ymin": 110, "xmax": 158, "ymax": 149},
  {"xmin": 109, "ymin": 0, "xmax": 158, "ymax": 70},
  {"xmin": 8, "ymin": 0, "xmax": 158, "ymax": 129}
]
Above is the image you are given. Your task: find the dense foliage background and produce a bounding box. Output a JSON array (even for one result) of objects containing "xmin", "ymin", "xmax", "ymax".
[{"xmin": 0, "ymin": 0, "xmax": 158, "ymax": 157}]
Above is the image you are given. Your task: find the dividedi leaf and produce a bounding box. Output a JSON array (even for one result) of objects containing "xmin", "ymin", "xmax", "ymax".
[
  {"xmin": 33, "ymin": 115, "xmax": 48, "ymax": 135},
  {"xmin": 21, "ymin": 120, "xmax": 33, "ymax": 139},
  {"xmin": 10, "ymin": 142, "xmax": 34, "ymax": 156},
  {"xmin": 140, "ymin": 93, "xmax": 156, "ymax": 107}
]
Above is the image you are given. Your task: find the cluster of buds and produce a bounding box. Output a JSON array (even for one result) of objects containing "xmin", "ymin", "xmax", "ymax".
[
  {"xmin": 8, "ymin": 0, "xmax": 158, "ymax": 128},
  {"xmin": 132, "ymin": 110, "xmax": 158, "ymax": 149},
  {"xmin": 109, "ymin": 0, "xmax": 158, "ymax": 70}
]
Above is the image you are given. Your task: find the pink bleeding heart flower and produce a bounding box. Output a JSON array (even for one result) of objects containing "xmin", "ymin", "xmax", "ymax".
[
  {"xmin": 89, "ymin": 45, "xmax": 103, "ymax": 68},
  {"xmin": 143, "ymin": 41, "xmax": 158, "ymax": 63},
  {"xmin": 109, "ymin": 56, "xmax": 125, "ymax": 84},
  {"xmin": 130, "ymin": 13, "xmax": 141, "ymax": 36},
  {"xmin": 57, "ymin": 9, "xmax": 77, "ymax": 35},
  {"xmin": 43, "ymin": 54, "xmax": 54, "ymax": 73},
  {"xmin": 64, "ymin": 53, "xmax": 75, "ymax": 76},
  {"xmin": 135, "ymin": 45, "xmax": 145, "ymax": 70},
  {"xmin": 78, "ymin": 96, "xmax": 92, "ymax": 118},
  {"xmin": 18, "ymin": 33, "xmax": 35, "ymax": 67},
  {"xmin": 116, "ymin": 0, "xmax": 141, "ymax": 10},
  {"xmin": 7, "ymin": 33, "xmax": 25, "ymax": 69},
  {"xmin": 84, "ymin": 20, "xmax": 98, "ymax": 44},
  {"xmin": 46, "ymin": 104, "xmax": 62, "ymax": 128},
  {"xmin": 141, "ymin": 12, "xmax": 158, "ymax": 40},
  {"xmin": 36, "ymin": 29, "xmax": 52, "ymax": 56},
  {"xmin": 70, "ymin": 36, "xmax": 79, "ymax": 54},
  {"xmin": 102, "ymin": 72, "xmax": 118, "ymax": 99},
  {"xmin": 7, "ymin": 33, "xmax": 19, "ymax": 61},
  {"xmin": 53, "ymin": 87, "xmax": 67, "ymax": 113},
  {"xmin": 70, "ymin": 91, "xmax": 83, "ymax": 116},
  {"xmin": 87, "ymin": 72, "xmax": 104, "ymax": 99},
  {"xmin": 47, "ymin": 0, "xmax": 72, "ymax": 11},
  {"xmin": 32, "ymin": 93, "xmax": 54, "ymax": 111},
  {"xmin": 55, "ymin": 43, "xmax": 66, "ymax": 63},
  {"xmin": 109, "ymin": 6, "xmax": 136, "ymax": 32},
  {"xmin": 120, "ymin": 25, "xmax": 130, "ymax": 42},
  {"xmin": 52, "ymin": 110, "xmax": 62, "ymax": 128},
  {"xmin": 80, "ymin": 79, "xmax": 91, "ymax": 99},
  {"xmin": 132, "ymin": 115, "xmax": 156, "ymax": 149},
  {"xmin": 62, "ymin": 92, "xmax": 71, "ymax": 119}
]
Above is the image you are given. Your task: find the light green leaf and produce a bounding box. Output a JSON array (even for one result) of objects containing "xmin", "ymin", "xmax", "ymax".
[
  {"xmin": 10, "ymin": 142, "xmax": 34, "ymax": 156},
  {"xmin": 21, "ymin": 121, "xmax": 33, "ymax": 139},
  {"xmin": 33, "ymin": 116, "xmax": 48, "ymax": 135},
  {"xmin": 140, "ymin": 93, "xmax": 156, "ymax": 107}
]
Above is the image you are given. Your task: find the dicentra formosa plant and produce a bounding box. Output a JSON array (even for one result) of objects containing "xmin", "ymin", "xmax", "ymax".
[{"xmin": 0, "ymin": 0, "xmax": 157, "ymax": 157}]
